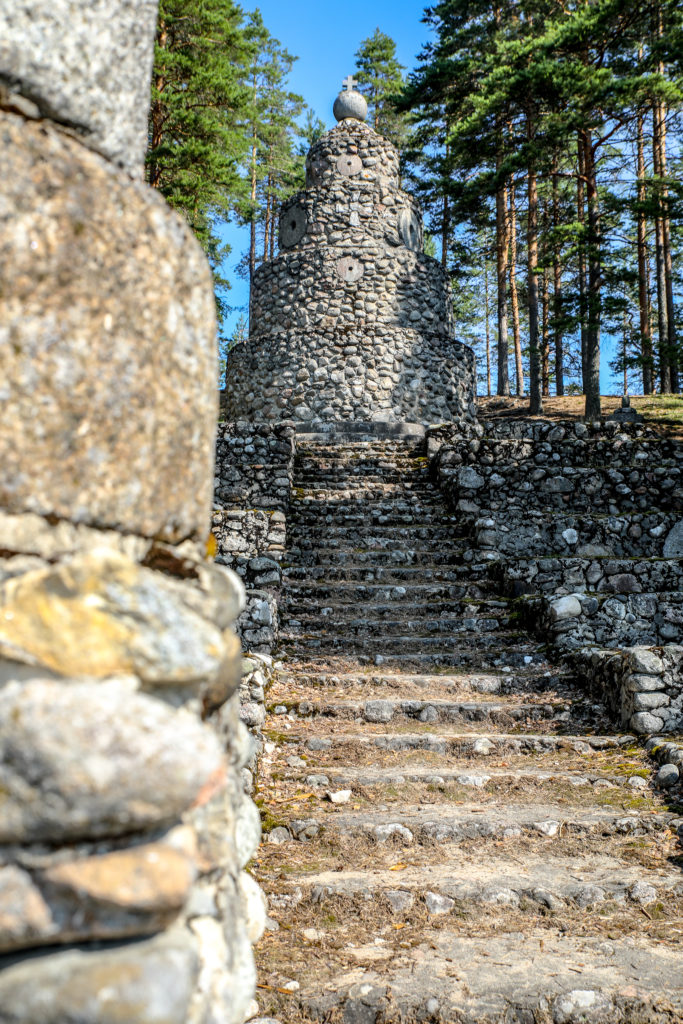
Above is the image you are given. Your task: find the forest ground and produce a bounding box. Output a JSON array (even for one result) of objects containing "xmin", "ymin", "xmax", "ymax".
[{"xmin": 477, "ymin": 395, "xmax": 683, "ymax": 437}]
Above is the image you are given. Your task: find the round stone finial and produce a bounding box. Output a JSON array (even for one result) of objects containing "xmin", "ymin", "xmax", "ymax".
[{"xmin": 333, "ymin": 75, "xmax": 368, "ymax": 122}]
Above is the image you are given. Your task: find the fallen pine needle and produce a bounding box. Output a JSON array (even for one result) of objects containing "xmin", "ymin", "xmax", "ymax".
[{"xmin": 256, "ymin": 984, "xmax": 299, "ymax": 995}]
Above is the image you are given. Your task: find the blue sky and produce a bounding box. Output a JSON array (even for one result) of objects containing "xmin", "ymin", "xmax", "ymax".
[{"xmin": 220, "ymin": 0, "xmax": 430, "ymax": 326}]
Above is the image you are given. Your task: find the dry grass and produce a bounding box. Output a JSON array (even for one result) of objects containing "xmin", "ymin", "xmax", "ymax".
[{"xmin": 477, "ymin": 394, "xmax": 683, "ymax": 437}]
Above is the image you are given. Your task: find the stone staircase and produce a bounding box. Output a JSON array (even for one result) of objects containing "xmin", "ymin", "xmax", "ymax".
[{"xmin": 251, "ymin": 436, "xmax": 683, "ymax": 1024}]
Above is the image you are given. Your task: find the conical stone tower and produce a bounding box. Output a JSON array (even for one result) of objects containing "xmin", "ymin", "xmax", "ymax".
[{"xmin": 225, "ymin": 79, "xmax": 476, "ymax": 425}]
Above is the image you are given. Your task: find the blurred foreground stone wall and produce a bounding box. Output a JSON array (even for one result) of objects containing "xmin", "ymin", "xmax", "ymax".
[{"xmin": 0, "ymin": 4, "xmax": 262, "ymax": 1022}]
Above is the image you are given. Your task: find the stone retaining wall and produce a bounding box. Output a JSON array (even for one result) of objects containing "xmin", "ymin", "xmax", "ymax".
[
  {"xmin": 530, "ymin": 590, "xmax": 683, "ymax": 649},
  {"xmin": 471, "ymin": 510, "xmax": 682, "ymax": 560},
  {"xmin": 433, "ymin": 444, "xmax": 682, "ymax": 517},
  {"xmin": 429, "ymin": 418, "xmax": 683, "ymax": 739},
  {"xmin": 494, "ymin": 556, "xmax": 683, "ymax": 597},
  {"xmin": 215, "ymin": 422, "xmax": 296, "ymax": 511},
  {"xmin": 212, "ymin": 424, "xmax": 294, "ymax": 656},
  {"xmin": 568, "ymin": 646, "xmax": 683, "ymax": 735},
  {"xmin": 212, "ymin": 509, "xmax": 284, "ymax": 654}
]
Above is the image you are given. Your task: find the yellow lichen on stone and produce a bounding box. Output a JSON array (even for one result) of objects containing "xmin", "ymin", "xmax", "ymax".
[{"xmin": 0, "ymin": 549, "xmax": 225, "ymax": 684}]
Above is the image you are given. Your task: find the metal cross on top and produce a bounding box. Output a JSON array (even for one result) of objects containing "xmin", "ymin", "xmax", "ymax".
[{"xmin": 342, "ymin": 75, "xmax": 358, "ymax": 92}]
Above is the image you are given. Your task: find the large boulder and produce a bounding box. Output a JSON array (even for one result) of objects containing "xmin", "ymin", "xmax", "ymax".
[{"xmin": 0, "ymin": 113, "xmax": 217, "ymax": 542}]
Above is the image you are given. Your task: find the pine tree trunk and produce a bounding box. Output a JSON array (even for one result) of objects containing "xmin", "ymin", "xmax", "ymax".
[
  {"xmin": 527, "ymin": 114, "xmax": 542, "ymax": 415},
  {"xmin": 658, "ymin": 108, "xmax": 678, "ymax": 392},
  {"xmin": 637, "ymin": 108, "xmax": 654, "ymax": 394},
  {"xmin": 652, "ymin": 100, "xmax": 670, "ymax": 393},
  {"xmin": 495, "ymin": 142, "xmax": 510, "ymax": 395},
  {"xmin": 509, "ymin": 178, "xmax": 524, "ymax": 396},
  {"xmin": 552, "ymin": 154, "xmax": 564, "ymax": 396},
  {"xmin": 541, "ymin": 267, "xmax": 550, "ymax": 397},
  {"xmin": 622, "ymin": 297, "xmax": 629, "ymax": 396},
  {"xmin": 148, "ymin": 22, "xmax": 168, "ymax": 189},
  {"xmin": 263, "ymin": 184, "xmax": 271, "ymax": 263},
  {"xmin": 485, "ymin": 255, "xmax": 492, "ymax": 397},
  {"xmin": 577, "ymin": 134, "xmax": 588, "ymax": 393},
  {"xmin": 249, "ymin": 137, "xmax": 257, "ymax": 325},
  {"xmin": 582, "ymin": 129, "xmax": 601, "ymax": 421},
  {"xmin": 441, "ymin": 191, "xmax": 449, "ymax": 268}
]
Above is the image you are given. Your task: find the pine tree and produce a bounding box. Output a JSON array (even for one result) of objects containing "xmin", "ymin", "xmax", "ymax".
[
  {"xmin": 147, "ymin": 0, "xmax": 256, "ymax": 345},
  {"xmin": 148, "ymin": 0, "xmax": 253, "ymax": 249},
  {"xmin": 354, "ymin": 29, "xmax": 407, "ymax": 150},
  {"xmin": 238, "ymin": 13, "xmax": 309, "ymax": 318}
]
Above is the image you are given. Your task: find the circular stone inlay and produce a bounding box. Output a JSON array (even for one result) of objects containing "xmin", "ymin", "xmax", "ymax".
[
  {"xmin": 336, "ymin": 153, "xmax": 363, "ymax": 177},
  {"xmin": 398, "ymin": 208, "xmax": 423, "ymax": 252},
  {"xmin": 279, "ymin": 205, "xmax": 307, "ymax": 248},
  {"xmin": 336, "ymin": 256, "xmax": 364, "ymax": 283}
]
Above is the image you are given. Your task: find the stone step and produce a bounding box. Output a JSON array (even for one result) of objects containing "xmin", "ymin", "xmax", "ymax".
[
  {"xmin": 279, "ymin": 629, "xmax": 527, "ymax": 656},
  {"xmin": 267, "ymin": 696, "xmax": 566, "ymax": 725},
  {"xmin": 280, "ymin": 617, "xmax": 507, "ymax": 641},
  {"xmin": 283, "ymin": 762, "xmax": 653, "ymax": 794},
  {"xmin": 287, "ymin": 729, "xmax": 634, "ymax": 759},
  {"xmin": 273, "ymin": 801, "xmax": 675, "ymax": 845},
  {"xmin": 276, "ymin": 667, "xmax": 567, "ymax": 697},
  {"xmin": 287, "ymin": 547, "xmax": 465, "ymax": 567},
  {"xmin": 290, "ymin": 485, "xmax": 440, "ymax": 504},
  {"xmin": 295, "ymin": 433, "xmax": 424, "ymax": 449},
  {"xmin": 282, "ymin": 564, "xmax": 469, "ymax": 584},
  {"xmin": 294, "ymin": 465, "xmax": 430, "ymax": 480},
  {"xmin": 280, "ymin": 582, "xmax": 472, "ymax": 606},
  {"xmin": 288, "ymin": 502, "xmax": 457, "ymax": 523},
  {"xmin": 255, "ymin": 921, "xmax": 683, "ymax": 1023},
  {"xmin": 294, "ymin": 472, "xmax": 429, "ymax": 489},
  {"xmin": 280, "ymin": 647, "xmax": 547, "ymax": 671},
  {"xmin": 265, "ymin": 857, "xmax": 681, "ymax": 915},
  {"xmin": 287, "ymin": 529, "xmax": 466, "ymax": 553},
  {"xmin": 280, "ymin": 599, "xmax": 489, "ymax": 621}
]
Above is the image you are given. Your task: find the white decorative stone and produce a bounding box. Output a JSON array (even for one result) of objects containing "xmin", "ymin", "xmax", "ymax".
[{"xmin": 549, "ymin": 595, "xmax": 582, "ymax": 621}]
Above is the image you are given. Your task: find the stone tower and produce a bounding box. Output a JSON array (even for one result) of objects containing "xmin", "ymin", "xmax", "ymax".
[{"xmin": 225, "ymin": 79, "xmax": 476, "ymax": 425}]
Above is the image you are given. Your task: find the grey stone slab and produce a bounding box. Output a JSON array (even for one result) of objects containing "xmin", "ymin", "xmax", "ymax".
[{"xmin": 0, "ymin": 0, "xmax": 158, "ymax": 175}]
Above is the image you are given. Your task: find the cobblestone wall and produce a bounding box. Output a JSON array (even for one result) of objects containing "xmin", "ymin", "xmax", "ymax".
[
  {"xmin": 569, "ymin": 646, "xmax": 683, "ymax": 735},
  {"xmin": 428, "ymin": 418, "xmax": 683, "ymax": 739},
  {"xmin": 0, "ymin": 7, "xmax": 261, "ymax": 1021},
  {"xmin": 215, "ymin": 422, "xmax": 296, "ymax": 511},
  {"xmin": 225, "ymin": 116, "xmax": 476, "ymax": 424}
]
